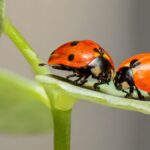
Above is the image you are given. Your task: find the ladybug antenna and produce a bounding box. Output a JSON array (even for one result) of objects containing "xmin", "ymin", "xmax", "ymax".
[{"xmin": 39, "ymin": 63, "xmax": 47, "ymax": 66}]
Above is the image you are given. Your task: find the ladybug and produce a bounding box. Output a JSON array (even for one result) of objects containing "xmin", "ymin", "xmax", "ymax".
[
  {"xmin": 114, "ymin": 53, "xmax": 150, "ymax": 100},
  {"xmin": 42, "ymin": 40, "xmax": 114, "ymax": 90}
]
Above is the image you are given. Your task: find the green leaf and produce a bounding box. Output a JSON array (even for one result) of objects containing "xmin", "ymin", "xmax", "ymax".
[
  {"xmin": 0, "ymin": 69, "xmax": 52, "ymax": 134},
  {"xmin": 0, "ymin": 0, "xmax": 5, "ymax": 36},
  {"xmin": 36, "ymin": 75, "xmax": 150, "ymax": 115}
]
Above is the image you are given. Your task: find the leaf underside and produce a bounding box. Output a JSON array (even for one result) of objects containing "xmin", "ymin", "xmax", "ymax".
[
  {"xmin": 0, "ymin": 68, "xmax": 149, "ymax": 135},
  {"xmin": 0, "ymin": 70, "xmax": 52, "ymax": 134},
  {"xmin": 36, "ymin": 74, "xmax": 150, "ymax": 115}
]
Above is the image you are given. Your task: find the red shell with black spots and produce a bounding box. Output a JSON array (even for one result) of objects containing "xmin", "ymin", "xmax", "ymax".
[
  {"xmin": 118, "ymin": 53, "xmax": 150, "ymax": 92},
  {"xmin": 48, "ymin": 40, "xmax": 114, "ymax": 69}
]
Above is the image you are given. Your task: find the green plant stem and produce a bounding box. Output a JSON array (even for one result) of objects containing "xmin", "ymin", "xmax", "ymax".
[
  {"xmin": 52, "ymin": 108, "xmax": 72, "ymax": 150},
  {"xmin": 4, "ymin": 18, "xmax": 49, "ymax": 75}
]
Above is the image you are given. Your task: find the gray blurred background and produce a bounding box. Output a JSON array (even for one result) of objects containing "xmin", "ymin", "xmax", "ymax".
[{"xmin": 0, "ymin": 0, "xmax": 149, "ymax": 150}]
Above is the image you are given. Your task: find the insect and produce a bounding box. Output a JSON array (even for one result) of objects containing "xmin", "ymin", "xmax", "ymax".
[
  {"xmin": 41, "ymin": 40, "xmax": 114, "ymax": 90},
  {"xmin": 114, "ymin": 53, "xmax": 150, "ymax": 100}
]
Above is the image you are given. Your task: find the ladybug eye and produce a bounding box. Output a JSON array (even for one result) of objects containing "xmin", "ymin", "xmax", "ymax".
[{"xmin": 68, "ymin": 54, "xmax": 75, "ymax": 61}]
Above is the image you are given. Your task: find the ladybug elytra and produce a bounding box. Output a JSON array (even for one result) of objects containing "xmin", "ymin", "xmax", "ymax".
[
  {"xmin": 46, "ymin": 40, "xmax": 114, "ymax": 90},
  {"xmin": 114, "ymin": 53, "xmax": 150, "ymax": 100}
]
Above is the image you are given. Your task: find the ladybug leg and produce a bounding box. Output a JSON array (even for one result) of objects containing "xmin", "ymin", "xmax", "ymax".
[
  {"xmin": 93, "ymin": 79, "xmax": 106, "ymax": 91},
  {"xmin": 70, "ymin": 68, "xmax": 91, "ymax": 86},
  {"xmin": 66, "ymin": 73, "xmax": 83, "ymax": 85},
  {"xmin": 148, "ymin": 93, "xmax": 150, "ymax": 96},
  {"xmin": 73, "ymin": 74, "xmax": 90, "ymax": 86},
  {"xmin": 121, "ymin": 89, "xmax": 129, "ymax": 95},
  {"xmin": 93, "ymin": 72, "xmax": 111, "ymax": 90},
  {"xmin": 73, "ymin": 76, "xmax": 83, "ymax": 85},
  {"xmin": 125, "ymin": 86, "xmax": 134, "ymax": 98},
  {"xmin": 66, "ymin": 73, "xmax": 79, "ymax": 80},
  {"xmin": 93, "ymin": 81, "xmax": 101, "ymax": 90},
  {"xmin": 78, "ymin": 74, "xmax": 90, "ymax": 86},
  {"xmin": 135, "ymin": 87, "xmax": 145, "ymax": 100}
]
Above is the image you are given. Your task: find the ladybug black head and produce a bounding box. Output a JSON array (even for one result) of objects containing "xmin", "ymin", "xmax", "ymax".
[{"xmin": 114, "ymin": 67, "xmax": 134, "ymax": 91}]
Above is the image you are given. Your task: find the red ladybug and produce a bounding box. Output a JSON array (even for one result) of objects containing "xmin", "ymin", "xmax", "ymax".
[
  {"xmin": 43, "ymin": 40, "xmax": 114, "ymax": 89},
  {"xmin": 114, "ymin": 53, "xmax": 150, "ymax": 100}
]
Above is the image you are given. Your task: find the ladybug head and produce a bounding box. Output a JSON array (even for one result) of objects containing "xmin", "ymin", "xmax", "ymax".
[{"xmin": 113, "ymin": 67, "xmax": 134, "ymax": 91}]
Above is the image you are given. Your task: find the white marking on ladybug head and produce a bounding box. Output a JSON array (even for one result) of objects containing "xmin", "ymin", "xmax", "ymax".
[
  {"xmin": 91, "ymin": 66, "xmax": 102, "ymax": 77},
  {"xmin": 121, "ymin": 81, "xmax": 130, "ymax": 89}
]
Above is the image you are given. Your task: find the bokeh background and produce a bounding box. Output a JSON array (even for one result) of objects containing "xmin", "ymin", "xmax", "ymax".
[{"xmin": 0, "ymin": 0, "xmax": 150, "ymax": 150}]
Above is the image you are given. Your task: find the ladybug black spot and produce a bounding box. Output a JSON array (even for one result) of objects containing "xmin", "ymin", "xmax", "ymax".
[
  {"xmin": 93, "ymin": 48, "xmax": 99, "ymax": 52},
  {"xmin": 93, "ymin": 48, "xmax": 104, "ymax": 56},
  {"xmin": 130, "ymin": 59, "xmax": 140, "ymax": 68},
  {"xmin": 70, "ymin": 41, "xmax": 79, "ymax": 46},
  {"xmin": 50, "ymin": 51, "xmax": 55, "ymax": 56},
  {"xmin": 68, "ymin": 54, "xmax": 75, "ymax": 61}
]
